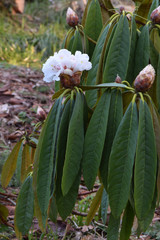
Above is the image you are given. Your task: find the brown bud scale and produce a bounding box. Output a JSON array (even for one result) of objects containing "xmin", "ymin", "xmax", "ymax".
[{"xmin": 60, "ymin": 71, "xmax": 82, "ymax": 88}]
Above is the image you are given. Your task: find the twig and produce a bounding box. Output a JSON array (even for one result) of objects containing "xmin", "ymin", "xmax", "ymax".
[
  {"xmin": 72, "ymin": 210, "xmax": 88, "ymax": 217},
  {"xmin": 0, "ymin": 192, "xmax": 17, "ymax": 198},
  {"xmin": 78, "ymin": 189, "xmax": 98, "ymax": 196}
]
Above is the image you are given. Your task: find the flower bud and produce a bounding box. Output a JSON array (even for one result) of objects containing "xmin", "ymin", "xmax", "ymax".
[
  {"xmin": 151, "ymin": 6, "xmax": 160, "ymax": 24},
  {"xmin": 66, "ymin": 7, "xmax": 79, "ymax": 27},
  {"xmin": 115, "ymin": 74, "xmax": 122, "ymax": 83},
  {"xmin": 60, "ymin": 71, "xmax": 82, "ymax": 88},
  {"xmin": 134, "ymin": 65, "xmax": 155, "ymax": 92},
  {"xmin": 37, "ymin": 106, "xmax": 46, "ymax": 121},
  {"xmin": 119, "ymin": 6, "xmax": 125, "ymax": 14}
]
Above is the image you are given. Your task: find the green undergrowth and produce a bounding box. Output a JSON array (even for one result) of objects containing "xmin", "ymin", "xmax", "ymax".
[{"xmin": 0, "ymin": 0, "xmax": 68, "ymax": 69}]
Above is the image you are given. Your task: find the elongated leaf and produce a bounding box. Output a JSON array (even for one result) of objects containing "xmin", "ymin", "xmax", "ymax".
[
  {"xmin": 148, "ymin": 100, "xmax": 160, "ymax": 200},
  {"xmin": 84, "ymin": 0, "xmax": 103, "ymax": 57},
  {"xmin": 49, "ymin": 196, "xmax": 58, "ymax": 223},
  {"xmin": 15, "ymin": 176, "xmax": 34, "ymax": 235},
  {"xmin": 134, "ymin": 25, "xmax": 150, "ymax": 78},
  {"xmin": 56, "ymin": 100, "xmax": 71, "ymax": 187},
  {"xmin": 135, "ymin": 0, "xmax": 152, "ymax": 25},
  {"xmin": 102, "ymin": 23, "xmax": 117, "ymax": 71},
  {"xmin": 103, "ymin": 15, "xmax": 130, "ymax": 83},
  {"xmin": 150, "ymin": 36, "xmax": 159, "ymax": 70},
  {"xmin": 83, "ymin": 90, "xmax": 111, "ymax": 190},
  {"xmin": 86, "ymin": 185, "xmax": 104, "ymax": 225},
  {"xmin": 34, "ymin": 192, "xmax": 44, "ymax": 232},
  {"xmin": 101, "ymin": 188, "xmax": 108, "ymax": 224},
  {"xmin": 55, "ymin": 100, "xmax": 72, "ymax": 201},
  {"xmin": 138, "ymin": 188, "xmax": 157, "ymax": 233},
  {"xmin": 85, "ymin": 23, "xmax": 111, "ymax": 108},
  {"xmin": 62, "ymin": 92, "xmax": 84, "ymax": 195},
  {"xmin": 32, "ymin": 103, "xmax": 57, "ymax": 231},
  {"xmin": 16, "ymin": 142, "xmax": 23, "ymax": 182},
  {"xmin": 120, "ymin": 201, "xmax": 135, "ymax": 240},
  {"xmin": 157, "ymin": 54, "xmax": 160, "ymax": 112},
  {"xmin": 36, "ymin": 98, "xmax": 62, "ymax": 227},
  {"xmin": 100, "ymin": 0, "xmax": 114, "ymax": 24},
  {"xmin": 71, "ymin": 29, "xmax": 83, "ymax": 54},
  {"xmin": 107, "ymin": 213, "xmax": 120, "ymax": 240},
  {"xmin": 134, "ymin": 100, "xmax": 157, "ymax": 220},
  {"xmin": 148, "ymin": 0, "xmax": 159, "ymax": 19},
  {"xmin": 1, "ymin": 139, "xmax": 23, "ymax": 188},
  {"xmin": 0, "ymin": 203, "xmax": 9, "ymax": 224},
  {"xmin": 81, "ymin": 0, "xmax": 92, "ymax": 26},
  {"xmin": 56, "ymin": 171, "xmax": 81, "ymax": 220},
  {"xmin": 21, "ymin": 144, "xmax": 31, "ymax": 183},
  {"xmin": 126, "ymin": 17, "xmax": 138, "ymax": 84},
  {"xmin": 108, "ymin": 102, "xmax": 138, "ymax": 218},
  {"xmin": 52, "ymin": 88, "xmax": 66, "ymax": 100},
  {"xmin": 81, "ymin": 82, "xmax": 128, "ymax": 91},
  {"xmin": 14, "ymin": 217, "xmax": 22, "ymax": 240},
  {"xmin": 100, "ymin": 89, "xmax": 123, "ymax": 190},
  {"xmin": 150, "ymin": 28, "xmax": 160, "ymax": 54}
]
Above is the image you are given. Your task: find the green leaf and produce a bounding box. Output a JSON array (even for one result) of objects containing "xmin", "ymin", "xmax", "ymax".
[
  {"xmin": 157, "ymin": 54, "xmax": 160, "ymax": 112},
  {"xmin": 16, "ymin": 142, "xmax": 23, "ymax": 182},
  {"xmin": 56, "ymin": 171, "xmax": 81, "ymax": 220},
  {"xmin": 150, "ymin": 37, "xmax": 159, "ymax": 70},
  {"xmin": 84, "ymin": 0, "xmax": 103, "ymax": 57},
  {"xmin": 134, "ymin": 25, "xmax": 150, "ymax": 78},
  {"xmin": 101, "ymin": 188, "xmax": 109, "ymax": 224},
  {"xmin": 1, "ymin": 139, "xmax": 23, "ymax": 188},
  {"xmin": 108, "ymin": 101, "xmax": 138, "ymax": 218},
  {"xmin": 52, "ymin": 88, "xmax": 66, "ymax": 100},
  {"xmin": 81, "ymin": 0, "xmax": 92, "ymax": 26},
  {"xmin": 138, "ymin": 188, "xmax": 157, "ymax": 233},
  {"xmin": 107, "ymin": 213, "xmax": 120, "ymax": 240},
  {"xmin": 100, "ymin": 0, "xmax": 114, "ymax": 24},
  {"xmin": 148, "ymin": 0, "xmax": 159, "ymax": 19},
  {"xmin": 134, "ymin": 100, "xmax": 157, "ymax": 220},
  {"xmin": 103, "ymin": 15, "xmax": 130, "ymax": 83},
  {"xmin": 15, "ymin": 176, "xmax": 34, "ymax": 235},
  {"xmin": 86, "ymin": 185, "xmax": 104, "ymax": 225},
  {"xmin": 49, "ymin": 196, "xmax": 58, "ymax": 223},
  {"xmin": 85, "ymin": 23, "xmax": 111, "ymax": 108},
  {"xmin": 71, "ymin": 29, "xmax": 83, "ymax": 54},
  {"xmin": 148, "ymin": 101, "xmax": 160, "ymax": 200},
  {"xmin": 56, "ymin": 100, "xmax": 72, "ymax": 189},
  {"xmin": 80, "ymin": 82, "xmax": 128, "ymax": 91},
  {"xmin": 55, "ymin": 99, "xmax": 73, "ymax": 211},
  {"xmin": 21, "ymin": 144, "xmax": 31, "ymax": 183},
  {"xmin": 82, "ymin": 90, "xmax": 111, "ymax": 190},
  {"xmin": 99, "ymin": 89, "xmax": 123, "ymax": 190},
  {"xmin": 135, "ymin": 0, "xmax": 152, "ymax": 26},
  {"xmin": 120, "ymin": 201, "xmax": 135, "ymax": 240},
  {"xmin": 36, "ymin": 98, "xmax": 62, "ymax": 227},
  {"xmin": 126, "ymin": 17, "xmax": 138, "ymax": 84},
  {"xmin": 62, "ymin": 92, "xmax": 84, "ymax": 195},
  {"xmin": 0, "ymin": 203, "xmax": 9, "ymax": 224},
  {"xmin": 150, "ymin": 28, "xmax": 160, "ymax": 54}
]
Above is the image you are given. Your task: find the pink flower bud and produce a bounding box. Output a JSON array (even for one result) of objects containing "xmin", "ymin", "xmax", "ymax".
[
  {"xmin": 115, "ymin": 74, "xmax": 122, "ymax": 83},
  {"xmin": 119, "ymin": 6, "xmax": 125, "ymax": 14},
  {"xmin": 134, "ymin": 65, "xmax": 155, "ymax": 92},
  {"xmin": 60, "ymin": 71, "xmax": 82, "ymax": 88},
  {"xmin": 37, "ymin": 106, "xmax": 46, "ymax": 121},
  {"xmin": 66, "ymin": 7, "xmax": 79, "ymax": 27},
  {"xmin": 150, "ymin": 6, "xmax": 160, "ymax": 24}
]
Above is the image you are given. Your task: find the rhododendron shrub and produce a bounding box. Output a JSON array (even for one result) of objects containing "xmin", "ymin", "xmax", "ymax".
[{"xmin": 2, "ymin": 0, "xmax": 160, "ymax": 239}]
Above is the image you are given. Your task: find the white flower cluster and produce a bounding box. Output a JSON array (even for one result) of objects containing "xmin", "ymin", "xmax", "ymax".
[{"xmin": 42, "ymin": 49, "xmax": 92, "ymax": 82}]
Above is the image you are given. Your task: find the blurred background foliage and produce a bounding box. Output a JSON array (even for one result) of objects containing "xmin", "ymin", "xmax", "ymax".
[
  {"xmin": 0, "ymin": 0, "xmax": 70, "ymax": 68},
  {"xmin": 0, "ymin": 0, "xmax": 134, "ymax": 68}
]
